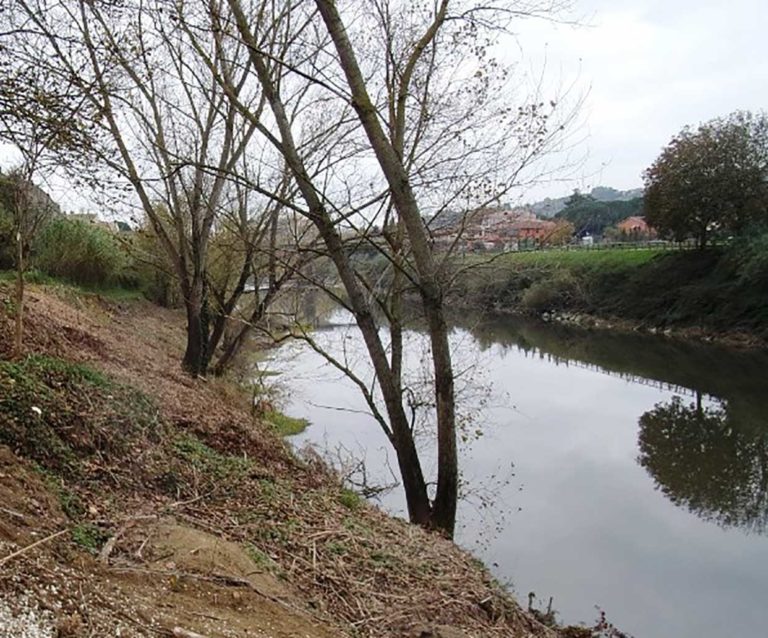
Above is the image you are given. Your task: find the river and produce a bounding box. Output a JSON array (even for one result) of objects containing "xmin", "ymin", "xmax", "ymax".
[{"xmin": 265, "ymin": 306, "xmax": 768, "ymax": 638}]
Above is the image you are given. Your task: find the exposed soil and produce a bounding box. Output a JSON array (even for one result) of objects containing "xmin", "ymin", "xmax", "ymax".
[{"xmin": 0, "ymin": 282, "xmax": 561, "ymax": 638}]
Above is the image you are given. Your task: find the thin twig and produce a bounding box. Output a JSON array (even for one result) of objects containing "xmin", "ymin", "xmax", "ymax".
[{"xmin": 0, "ymin": 528, "xmax": 69, "ymax": 567}]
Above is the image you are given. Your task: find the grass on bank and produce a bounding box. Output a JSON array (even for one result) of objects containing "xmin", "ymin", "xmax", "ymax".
[
  {"xmin": 263, "ymin": 410, "xmax": 309, "ymax": 437},
  {"xmin": 482, "ymin": 246, "xmax": 664, "ymax": 269},
  {"xmin": 0, "ymin": 269, "xmax": 144, "ymax": 302},
  {"xmin": 450, "ymin": 241, "xmax": 768, "ymax": 338}
]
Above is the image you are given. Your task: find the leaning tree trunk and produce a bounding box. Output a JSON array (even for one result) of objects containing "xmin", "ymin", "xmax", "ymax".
[
  {"xmin": 316, "ymin": 0, "xmax": 458, "ymax": 537},
  {"xmin": 228, "ymin": 0, "xmax": 435, "ymax": 531}
]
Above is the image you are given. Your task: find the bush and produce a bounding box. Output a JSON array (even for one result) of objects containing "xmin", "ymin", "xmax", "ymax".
[
  {"xmin": 122, "ymin": 226, "xmax": 182, "ymax": 307},
  {"xmin": 730, "ymin": 227, "xmax": 768, "ymax": 282},
  {"xmin": 0, "ymin": 209, "xmax": 14, "ymax": 270},
  {"xmin": 34, "ymin": 217, "xmax": 127, "ymax": 286},
  {"xmin": 520, "ymin": 270, "xmax": 580, "ymax": 313}
]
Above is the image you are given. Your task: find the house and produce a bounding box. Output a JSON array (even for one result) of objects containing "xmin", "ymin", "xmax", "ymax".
[
  {"xmin": 509, "ymin": 218, "xmax": 557, "ymax": 242},
  {"xmin": 429, "ymin": 205, "xmax": 559, "ymax": 252},
  {"xmin": 616, "ymin": 216, "xmax": 654, "ymax": 236}
]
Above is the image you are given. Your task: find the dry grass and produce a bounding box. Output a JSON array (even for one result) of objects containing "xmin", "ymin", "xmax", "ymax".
[{"xmin": 0, "ymin": 280, "xmax": 559, "ymax": 638}]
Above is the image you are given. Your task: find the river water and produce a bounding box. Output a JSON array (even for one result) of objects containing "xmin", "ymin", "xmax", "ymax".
[{"xmin": 266, "ymin": 307, "xmax": 768, "ymax": 638}]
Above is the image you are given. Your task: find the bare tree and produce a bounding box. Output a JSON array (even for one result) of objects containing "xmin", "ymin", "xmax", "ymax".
[
  {"xmin": 2, "ymin": 0, "xmax": 573, "ymax": 537},
  {"xmin": 0, "ymin": 52, "xmax": 91, "ymax": 355},
  {"xmin": 1, "ymin": 0, "xmax": 302, "ymax": 374},
  {"xmin": 217, "ymin": 0, "xmax": 571, "ymax": 536}
]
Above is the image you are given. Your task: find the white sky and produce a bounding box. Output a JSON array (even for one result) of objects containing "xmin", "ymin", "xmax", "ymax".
[
  {"xmin": 2, "ymin": 0, "xmax": 766, "ymax": 209},
  {"xmin": 512, "ymin": 0, "xmax": 768, "ymax": 200}
]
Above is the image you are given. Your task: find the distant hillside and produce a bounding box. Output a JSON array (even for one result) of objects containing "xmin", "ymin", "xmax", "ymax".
[
  {"xmin": 528, "ymin": 186, "xmax": 644, "ymax": 218},
  {"xmin": 0, "ymin": 173, "xmax": 62, "ymax": 218}
]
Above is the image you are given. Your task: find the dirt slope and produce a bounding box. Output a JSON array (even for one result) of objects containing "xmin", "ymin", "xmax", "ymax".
[{"xmin": 0, "ymin": 282, "xmax": 558, "ymax": 638}]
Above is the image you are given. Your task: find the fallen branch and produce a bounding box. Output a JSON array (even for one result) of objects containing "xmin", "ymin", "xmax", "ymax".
[
  {"xmin": 172, "ymin": 628, "xmax": 210, "ymax": 638},
  {"xmin": 0, "ymin": 528, "xmax": 69, "ymax": 567},
  {"xmin": 99, "ymin": 516, "xmax": 156, "ymax": 564},
  {"xmin": 0, "ymin": 506, "xmax": 26, "ymax": 521}
]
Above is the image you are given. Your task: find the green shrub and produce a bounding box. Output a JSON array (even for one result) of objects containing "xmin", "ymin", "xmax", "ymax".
[
  {"xmin": 520, "ymin": 271, "xmax": 580, "ymax": 313},
  {"xmin": 34, "ymin": 217, "xmax": 127, "ymax": 286}
]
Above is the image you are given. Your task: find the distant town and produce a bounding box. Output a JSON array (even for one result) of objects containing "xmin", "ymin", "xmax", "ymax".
[{"xmin": 429, "ymin": 186, "xmax": 651, "ymax": 252}]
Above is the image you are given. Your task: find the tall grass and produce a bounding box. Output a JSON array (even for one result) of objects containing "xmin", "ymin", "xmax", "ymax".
[{"xmin": 34, "ymin": 217, "xmax": 128, "ymax": 287}]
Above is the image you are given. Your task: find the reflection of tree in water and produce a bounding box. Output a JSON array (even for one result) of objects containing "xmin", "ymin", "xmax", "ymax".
[{"xmin": 638, "ymin": 394, "xmax": 768, "ymax": 534}]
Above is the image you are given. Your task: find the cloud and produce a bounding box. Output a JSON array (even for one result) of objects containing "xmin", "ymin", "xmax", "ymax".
[{"xmin": 508, "ymin": 0, "xmax": 768, "ymax": 198}]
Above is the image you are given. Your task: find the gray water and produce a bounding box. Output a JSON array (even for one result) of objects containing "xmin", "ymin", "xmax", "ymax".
[{"xmin": 267, "ymin": 309, "xmax": 768, "ymax": 638}]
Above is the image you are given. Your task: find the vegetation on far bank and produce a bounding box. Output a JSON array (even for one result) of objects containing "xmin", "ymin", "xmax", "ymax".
[{"xmin": 451, "ymin": 234, "xmax": 768, "ymax": 341}]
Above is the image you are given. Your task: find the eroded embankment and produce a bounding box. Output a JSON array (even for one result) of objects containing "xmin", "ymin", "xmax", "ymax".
[{"xmin": 0, "ymin": 282, "xmax": 560, "ymax": 638}]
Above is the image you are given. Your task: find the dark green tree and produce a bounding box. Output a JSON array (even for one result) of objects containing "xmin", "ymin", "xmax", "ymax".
[
  {"xmin": 643, "ymin": 111, "xmax": 768, "ymax": 248},
  {"xmin": 555, "ymin": 190, "xmax": 642, "ymax": 237}
]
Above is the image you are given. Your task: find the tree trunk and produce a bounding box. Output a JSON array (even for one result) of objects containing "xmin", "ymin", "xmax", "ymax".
[
  {"xmin": 14, "ymin": 232, "xmax": 24, "ymax": 359},
  {"xmin": 182, "ymin": 279, "xmax": 207, "ymax": 376},
  {"xmin": 698, "ymin": 226, "xmax": 708, "ymax": 250},
  {"xmin": 315, "ymin": 0, "xmax": 458, "ymax": 536},
  {"xmin": 313, "ymin": 219, "xmax": 433, "ymax": 527},
  {"xmin": 228, "ymin": 0, "xmax": 434, "ymax": 530}
]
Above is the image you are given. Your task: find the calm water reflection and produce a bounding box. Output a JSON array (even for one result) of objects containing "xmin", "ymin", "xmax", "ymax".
[{"xmin": 268, "ymin": 311, "xmax": 768, "ymax": 638}]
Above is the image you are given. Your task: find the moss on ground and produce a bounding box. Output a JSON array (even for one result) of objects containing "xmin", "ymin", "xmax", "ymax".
[
  {"xmin": 0, "ymin": 355, "xmax": 161, "ymax": 477},
  {"xmin": 173, "ymin": 433, "xmax": 253, "ymax": 482}
]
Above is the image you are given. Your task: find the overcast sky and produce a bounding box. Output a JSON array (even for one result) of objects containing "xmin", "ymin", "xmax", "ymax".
[
  {"xmin": 511, "ymin": 0, "xmax": 768, "ymax": 200},
  {"xmin": 3, "ymin": 1, "xmax": 767, "ymax": 209}
]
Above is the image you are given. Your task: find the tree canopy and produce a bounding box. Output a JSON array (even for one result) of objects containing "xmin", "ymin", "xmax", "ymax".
[
  {"xmin": 554, "ymin": 190, "xmax": 643, "ymax": 237},
  {"xmin": 643, "ymin": 111, "xmax": 768, "ymax": 248}
]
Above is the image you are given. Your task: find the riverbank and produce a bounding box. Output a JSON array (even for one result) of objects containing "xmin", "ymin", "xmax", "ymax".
[
  {"xmin": 0, "ymin": 280, "xmax": 573, "ymax": 638},
  {"xmin": 449, "ymin": 246, "xmax": 768, "ymax": 348}
]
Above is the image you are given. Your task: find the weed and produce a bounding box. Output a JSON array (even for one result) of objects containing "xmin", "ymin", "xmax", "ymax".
[
  {"xmin": 338, "ymin": 488, "xmax": 362, "ymax": 511},
  {"xmin": 264, "ymin": 410, "xmax": 309, "ymax": 437},
  {"xmin": 369, "ymin": 550, "xmax": 395, "ymax": 565},
  {"xmin": 1, "ymin": 295, "xmax": 16, "ymax": 316},
  {"xmin": 71, "ymin": 523, "xmax": 109, "ymax": 553},
  {"xmin": 244, "ymin": 544, "xmax": 278, "ymax": 570},
  {"xmin": 256, "ymin": 477, "xmax": 291, "ymax": 502},
  {"xmin": 342, "ymin": 516, "xmax": 369, "ymax": 535},
  {"xmin": 173, "ymin": 434, "xmax": 252, "ymax": 482},
  {"xmin": 32, "ymin": 464, "xmax": 85, "ymax": 518},
  {"xmin": 0, "ymin": 355, "xmax": 161, "ymax": 476}
]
